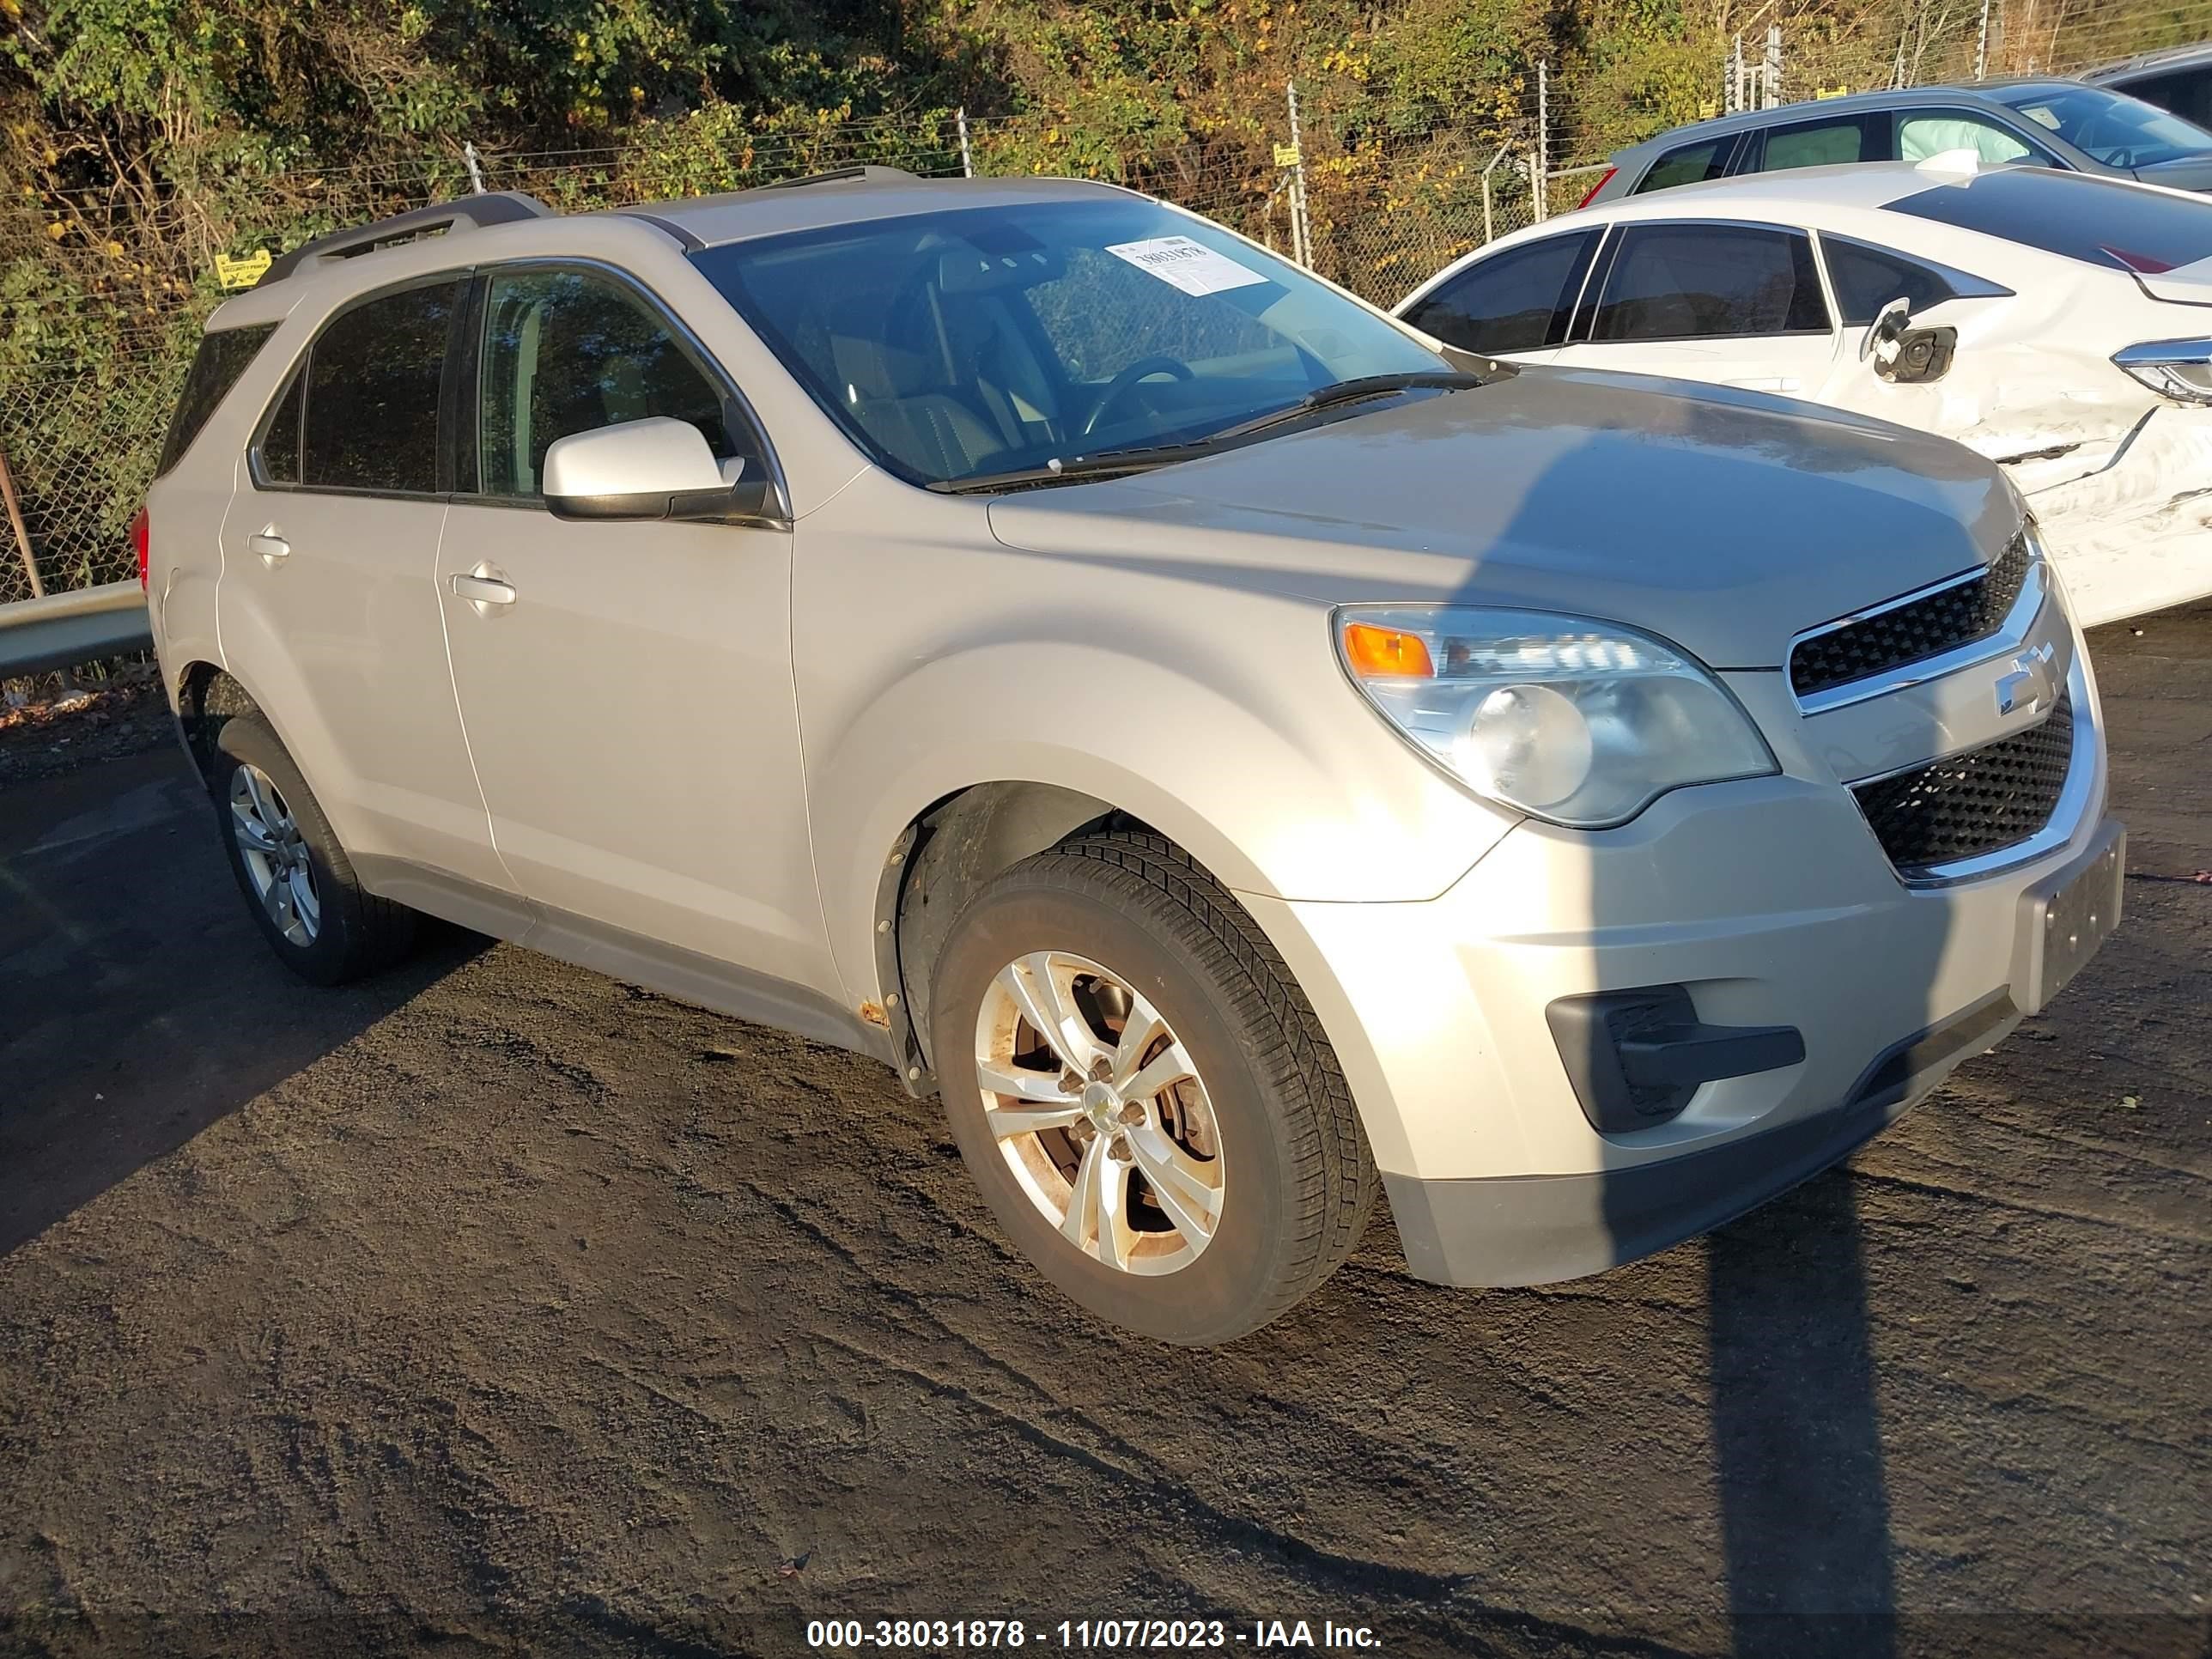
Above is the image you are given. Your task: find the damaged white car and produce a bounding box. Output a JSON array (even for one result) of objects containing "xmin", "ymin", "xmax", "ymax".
[{"xmin": 1398, "ymin": 155, "xmax": 2212, "ymax": 625}]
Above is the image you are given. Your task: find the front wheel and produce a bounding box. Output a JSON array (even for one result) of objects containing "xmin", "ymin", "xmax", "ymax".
[{"xmin": 930, "ymin": 832, "xmax": 1376, "ymax": 1345}]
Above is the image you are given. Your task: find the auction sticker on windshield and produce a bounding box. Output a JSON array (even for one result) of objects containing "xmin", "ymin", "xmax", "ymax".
[{"xmin": 1105, "ymin": 235, "xmax": 1269, "ymax": 296}]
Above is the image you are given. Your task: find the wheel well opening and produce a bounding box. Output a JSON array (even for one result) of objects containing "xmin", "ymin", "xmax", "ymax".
[
  {"xmin": 176, "ymin": 663, "xmax": 257, "ymax": 783},
  {"xmin": 885, "ymin": 782, "xmax": 1164, "ymax": 1084}
]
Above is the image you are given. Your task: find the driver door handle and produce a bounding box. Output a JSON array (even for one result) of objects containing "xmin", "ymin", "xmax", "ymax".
[{"xmin": 452, "ymin": 571, "xmax": 516, "ymax": 607}]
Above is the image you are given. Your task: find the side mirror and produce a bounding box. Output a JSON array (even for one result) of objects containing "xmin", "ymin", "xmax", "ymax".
[
  {"xmin": 543, "ymin": 416, "xmax": 781, "ymax": 524},
  {"xmin": 1860, "ymin": 295, "xmax": 1957, "ymax": 386}
]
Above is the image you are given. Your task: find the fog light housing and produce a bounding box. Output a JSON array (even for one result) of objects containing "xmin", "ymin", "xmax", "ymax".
[{"xmin": 1546, "ymin": 987, "xmax": 1806, "ymax": 1135}]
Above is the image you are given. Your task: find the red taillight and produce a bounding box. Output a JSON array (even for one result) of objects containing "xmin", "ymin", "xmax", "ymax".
[
  {"xmin": 1575, "ymin": 167, "xmax": 1618, "ymax": 212},
  {"xmin": 130, "ymin": 505, "xmax": 150, "ymax": 589}
]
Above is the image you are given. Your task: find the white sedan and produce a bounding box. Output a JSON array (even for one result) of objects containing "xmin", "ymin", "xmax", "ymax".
[{"xmin": 1396, "ymin": 155, "xmax": 2212, "ymax": 625}]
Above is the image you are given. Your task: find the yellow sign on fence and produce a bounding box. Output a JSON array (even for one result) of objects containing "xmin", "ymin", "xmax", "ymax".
[
  {"xmin": 1273, "ymin": 143, "xmax": 1303, "ymax": 169},
  {"xmin": 1814, "ymin": 84, "xmax": 1851, "ymax": 100},
  {"xmin": 214, "ymin": 249, "xmax": 272, "ymax": 290}
]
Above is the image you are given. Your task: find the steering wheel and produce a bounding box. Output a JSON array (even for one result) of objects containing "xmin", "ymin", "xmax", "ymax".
[{"xmin": 1082, "ymin": 355, "xmax": 1196, "ymax": 437}]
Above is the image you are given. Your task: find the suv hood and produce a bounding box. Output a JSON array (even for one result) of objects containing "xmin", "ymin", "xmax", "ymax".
[{"xmin": 987, "ymin": 367, "xmax": 2019, "ymax": 671}]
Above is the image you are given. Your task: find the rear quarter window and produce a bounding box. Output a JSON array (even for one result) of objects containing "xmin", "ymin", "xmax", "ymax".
[
  {"xmin": 157, "ymin": 324, "xmax": 277, "ymax": 477},
  {"xmin": 1884, "ymin": 168, "xmax": 2212, "ymax": 270},
  {"xmin": 1636, "ymin": 137, "xmax": 1735, "ymax": 194}
]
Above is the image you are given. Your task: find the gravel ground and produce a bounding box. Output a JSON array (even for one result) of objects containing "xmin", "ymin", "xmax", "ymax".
[{"xmin": 2, "ymin": 608, "xmax": 2208, "ymax": 1659}]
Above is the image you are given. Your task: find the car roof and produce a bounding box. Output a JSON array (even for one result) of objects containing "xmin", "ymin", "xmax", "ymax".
[
  {"xmin": 1615, "ymin": 79, "xmax": 2082, "ymax": 158},
  {"xmin": 2083, "ymin": 41, "xmax": 2212, "ymax": 82},
  {"xmin": 626, "ymin": 170, "xmax": 1139, "ymax": 248},
  {"xmin": 1592, "ymin": 156, "xmax": 2008, "ymax": 215}
]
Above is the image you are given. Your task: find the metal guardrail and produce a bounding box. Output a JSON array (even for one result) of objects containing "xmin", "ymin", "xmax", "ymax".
[{"xmin": 0, "ymin": 581, "xmax": 153, "ymax": 678}]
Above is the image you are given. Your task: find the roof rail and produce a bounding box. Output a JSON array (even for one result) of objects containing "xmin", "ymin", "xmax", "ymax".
[
  {"xmin": 764, "ymin": 166, "xmax": 919, "ymax": 191},
  {"xmin": 256, "ymin": 191, "xmax": 553, "ymax": 288}
]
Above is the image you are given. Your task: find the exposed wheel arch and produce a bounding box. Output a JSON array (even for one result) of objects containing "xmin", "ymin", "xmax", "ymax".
[
  {"xmin": 175, "ymin": 661, "xmax": 261, "ymax": 785},
  {"xmin": 884, "ymin": 781, "xmax": 1182, "ymax": 1088}
]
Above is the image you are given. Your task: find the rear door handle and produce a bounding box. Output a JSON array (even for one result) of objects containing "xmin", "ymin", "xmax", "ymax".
[
  {"xmin": 249, "ymin": 528, "xmax": 290, "ymax": 565},
  {"xmin": 451, "ymin": 571, "xmax": 517, "ymax": 609}
]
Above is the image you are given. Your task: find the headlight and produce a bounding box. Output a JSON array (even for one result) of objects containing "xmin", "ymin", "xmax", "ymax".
[{"xmin": 1334, "ymin": 605, "xmax": 1778, "ymax": 828}]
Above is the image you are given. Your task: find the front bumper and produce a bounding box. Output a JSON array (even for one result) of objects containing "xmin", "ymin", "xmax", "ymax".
[{"xmin": 1243, "ymin": 768, "xmax": 2123, "ymax": 1287}]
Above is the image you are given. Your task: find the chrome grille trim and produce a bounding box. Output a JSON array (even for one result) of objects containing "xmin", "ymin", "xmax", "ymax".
[{"xmin": 1790, "ymin": 537, "xmax": 2045, "ymax": 716}]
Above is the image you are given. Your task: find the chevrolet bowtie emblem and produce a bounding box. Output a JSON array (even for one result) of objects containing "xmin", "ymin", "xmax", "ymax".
[{"xmin": 1995, "ymin": 641, "xmax": 2059, "ymax": 718}]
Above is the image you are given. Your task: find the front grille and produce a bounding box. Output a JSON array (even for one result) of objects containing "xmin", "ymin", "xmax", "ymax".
[
  {"xmin": 1790, "ymin": 535, "xmax": 2033, "ymax": 700},
  {"xmin": 1851, "ymin": 696, "xmax": 2074, "ymax": 876}
]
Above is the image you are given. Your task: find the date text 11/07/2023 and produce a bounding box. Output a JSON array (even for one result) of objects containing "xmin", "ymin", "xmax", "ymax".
[{"xmin": 805, "ymin": 1618, "xmax": 1383, "ymax": 1650}]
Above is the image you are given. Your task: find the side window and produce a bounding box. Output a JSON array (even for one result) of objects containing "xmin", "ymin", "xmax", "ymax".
[
  {"xmin": 1589, "ymin": 224, "xmax": 1829, "ymax": 342},
  {"xmin": 302, "ymin": 281, "xmax": 459, "ymax": 494},
  {"xmin": 1636, "ymin": 137, "xmax": 1734, "ymax": 194},
  {"xmin": 1898, "ymin": 112, "xmax": 2040, "ymax": 165},
  {"xmin": 477, "ymin": 269, "xmax": 738, "ymax": 500},
  {"xmin": 157, "ymin": 323, "xmax": 276, "ymax": 477},
  {"xmin": 1759, "ymin": 113, "xmax": 1887, "ymax": 172},
  {"xmin": 2124, "ymin": 67, "xmax": 2212, "ymax": 129},
  {"xmin": 258, "ymin": 366, "xmax": 304, "ymax": 484},
  {"xmin": 1820, "ymin": 236, "xmax": 2005, "ymax": 324},
  {"xmin": 1402, "ymin": 230, "xmax": 1601, "ymax": 355}
]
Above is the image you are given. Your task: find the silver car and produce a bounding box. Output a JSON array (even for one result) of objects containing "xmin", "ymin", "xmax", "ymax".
[
  {"xmin": 1582, "ymin": 79, "xmax": 2212, "ymax": 207},
  {"xmin": 143, "ymin": 169, "xmax": 2122, "ymax": 1344}
]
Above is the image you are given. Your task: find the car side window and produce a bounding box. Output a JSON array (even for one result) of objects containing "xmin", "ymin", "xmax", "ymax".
[
  {"xmin": 1589, "ymin": 223, "xmax": 1829, "ymax": 342},
  {"xmin": 301, "ymin": 280, "xmax": 460, "ymax": 494},
  {"xmin": 1401, "ymin": 229, "xmax": 1601, "ymax": 355},
  {"xmin": 2122, "ymin": 66, "xmax": 2212, "ymax": 129},
  {"xmin": 1820, "ymin": 235, "xmax": 2005, "ymax": 325},
  {"xmin": 1758, "ymin": 112, "xmax": 1887, "ymax": 172},
  {"xmin": 476, "ymin": 268, "xmax": 739, "ymax": 500},
  {"xmin": 1898, "ymin": 111, "xmax": 2042, "ymax": 166},
  {"xmin": 1636, "ymin": 137, "xmax": 1734, "ymax": 193}
]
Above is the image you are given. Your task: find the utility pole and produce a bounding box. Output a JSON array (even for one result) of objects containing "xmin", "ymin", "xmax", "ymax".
[
  {"xmin": 1285, "ymin": 81, "xmax": 1313, "ymax": 269},
  {"xmin": 462, "ymin": 141, "xmax": 486, "ymax": 194},
  {"xmin": 957, "ymin": 107, "xmax": 975, "ymax": 178},
  {"xmin": 1974, "ymin": 0, "xmax": 1995, "ymax": 79}
]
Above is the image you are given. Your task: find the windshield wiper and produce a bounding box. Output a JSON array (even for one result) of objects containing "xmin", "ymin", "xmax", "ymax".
[
  {"xmin": 927, "ymin": 442, "xmax": 1221, "ymax": 495},
  {"xmin": 928, "ymin": 370, "xmax": 1492, "ymax": 496},
  {"xmin": 1200, "ymin": 369, "xmax": 1492, "ymax": 445}
]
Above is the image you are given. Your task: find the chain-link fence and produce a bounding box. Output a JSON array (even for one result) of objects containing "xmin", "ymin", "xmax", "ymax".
[
  {"xmin": 7, "ymin": 0, "xmax": 2212, "ymax": 612},
  {"xmin": 0, "ymin": 355, "xmax": 184, "ymax": 606}
]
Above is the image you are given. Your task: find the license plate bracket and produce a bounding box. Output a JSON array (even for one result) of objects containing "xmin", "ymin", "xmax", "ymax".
[{"xmin": 2012, "ymin": 822, "xmax": 2124, "ymax": 1017}]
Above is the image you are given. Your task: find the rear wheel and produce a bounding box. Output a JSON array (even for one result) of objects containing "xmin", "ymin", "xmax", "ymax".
[
  {"xmin": 210, "ymin": 714, "xmax": 416, "ymax": 985},
  {"xmin": 930, "ymin": 832, "xmax": 1376, "ymax": 1345}
]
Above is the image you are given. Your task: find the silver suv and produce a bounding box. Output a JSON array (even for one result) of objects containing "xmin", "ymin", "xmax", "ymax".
[{"xmin": 143, "ymin": 169, "xmax": 2122, "ymax": 1344}]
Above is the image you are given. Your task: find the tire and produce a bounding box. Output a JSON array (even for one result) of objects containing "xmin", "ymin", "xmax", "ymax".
[
  {"xmin": 929, "ymin": 831, "xmax": 1376, "ymax": 1346},
  {"xmin": 210, "ymin": 712, "xmax": 416, "ymax": 985}
]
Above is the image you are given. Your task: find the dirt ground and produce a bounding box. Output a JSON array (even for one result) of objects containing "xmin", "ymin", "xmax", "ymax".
[{"xmin": 2, "ymin": 609, "xmax": 2208, "ymax": 1659}]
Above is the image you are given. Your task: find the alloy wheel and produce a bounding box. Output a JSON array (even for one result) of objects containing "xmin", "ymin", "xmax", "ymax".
[
  {"xmin": 229, "ymin": 762, "xmax": 321, "ymax": 948},
  {"xmin": 973, "ymin": 951, "xmax": 1225, "ymax": 1275}
]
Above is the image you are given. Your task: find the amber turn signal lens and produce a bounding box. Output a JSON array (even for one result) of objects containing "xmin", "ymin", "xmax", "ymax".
[{"xmin": 1342, "ymin": 620, "xmax": 1435, "ymax": 678}]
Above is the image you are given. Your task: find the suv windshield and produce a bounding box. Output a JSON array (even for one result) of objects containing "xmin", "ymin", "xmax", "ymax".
[
  {"xmin": 1988, "ymin": 82, "xmax": 2212, "ymax": 167},
  {"xmin": 690, "ymin": 198, "xmax": 1444, "ymax": 488}
]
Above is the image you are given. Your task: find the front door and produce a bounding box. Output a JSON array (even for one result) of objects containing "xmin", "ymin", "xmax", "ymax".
[{"xmin": 436, "ymin": 264, "xmax": 835, "ymax": 997}]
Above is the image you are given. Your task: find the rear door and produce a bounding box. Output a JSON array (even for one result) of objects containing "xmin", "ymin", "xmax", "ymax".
[
  {"xmin": 218, "ymin": 276, "xmax": 514, "ymax": 908},
  {"xmin": 434, "ymin": 263, "xmax": 834, "ymax": 995},
  {"xmin": 1548, "ymin": 221, "xmax": 1842, "ymax": 395}
]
